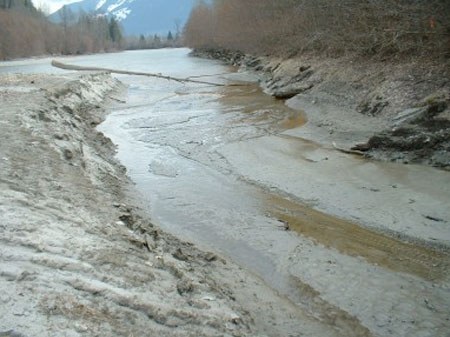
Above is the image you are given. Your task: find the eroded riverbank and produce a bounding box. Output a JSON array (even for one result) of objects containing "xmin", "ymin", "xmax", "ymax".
[{"xmin": 194, "ymin": 49, "xmax": 450, "ymax": 169}]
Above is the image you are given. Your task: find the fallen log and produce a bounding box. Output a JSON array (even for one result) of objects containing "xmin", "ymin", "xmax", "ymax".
[{"xmin": 51, "ymin": 60, "xmax": 246, "ymax": 87}]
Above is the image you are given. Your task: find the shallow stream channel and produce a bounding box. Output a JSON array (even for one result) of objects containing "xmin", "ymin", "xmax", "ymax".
[{"xmin": 2, "ymin": 48, "xmax": 449, "ymax": 336}]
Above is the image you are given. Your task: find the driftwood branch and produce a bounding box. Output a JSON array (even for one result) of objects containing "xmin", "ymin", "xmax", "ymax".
[
  {"xmin": 51, "ymin": 60, "xmax": 246, "ymax": 87},
  {"xmin": 332, "ymin": 142, "xmax": 365, "ymax": 156}
]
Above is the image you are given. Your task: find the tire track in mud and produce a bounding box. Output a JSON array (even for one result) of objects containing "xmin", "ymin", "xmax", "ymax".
[{"xmin": 266, "ymin": 195, "xmax": 450, "ymax": 282}]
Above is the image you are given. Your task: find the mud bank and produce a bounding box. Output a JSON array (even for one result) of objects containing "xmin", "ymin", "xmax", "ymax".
[
  {"xmin": 192, "ymin": 49, "xmax": 450, "ymax": 169},
  {"xmin": 0, "ymin": 72, "xmax": 337, "ymax": 337}
]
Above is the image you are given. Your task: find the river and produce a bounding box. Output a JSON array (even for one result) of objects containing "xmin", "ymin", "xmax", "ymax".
[{"xmin": 2, "ymin": 48, "xmax": 449, "ymax": 336}]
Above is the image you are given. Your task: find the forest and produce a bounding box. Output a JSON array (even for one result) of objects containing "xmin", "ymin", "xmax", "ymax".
[
  {"xmin": 184, "ymin": 0, "xmax": 450, "ymax": 60},
  {"xmin": 2, "ymin": 0, "xmax": 449, "ymax": 61},
  {"xmin": 0, "ymin": 0, "xmax": 123, "ymax": 59}
]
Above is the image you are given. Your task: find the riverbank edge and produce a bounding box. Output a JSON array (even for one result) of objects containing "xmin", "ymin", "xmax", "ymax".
[
  {"xmin": 0, "ymin": 72, "xmax": 329, "ymax": 337},
  {"xmin": 191, "ymin": 48, "xmax": 450, "ymax": 170}
]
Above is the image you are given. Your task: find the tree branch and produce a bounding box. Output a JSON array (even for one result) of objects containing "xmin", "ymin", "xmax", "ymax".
[{"xmin": 51, "ymin": 60, "xmax": 247, "ymax": 87}]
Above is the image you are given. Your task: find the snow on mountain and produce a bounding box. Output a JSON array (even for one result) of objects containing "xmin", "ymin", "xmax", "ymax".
[
  {"xmin": 105, "ymin": 0, "xmax": 130, "ymax": 14},
  {"xmin": 50, "ymin": 0, "xmax": 197, "ymax": 36},
  {"xmin": 95, "ymin": 0, "xmax": 107, "ymax": 10}
]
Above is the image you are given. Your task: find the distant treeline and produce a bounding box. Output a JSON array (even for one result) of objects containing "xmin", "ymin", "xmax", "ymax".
[
  {"xmin": 126, "ymin": 31, "xmax": 182, "ymax": 50},
  {"xmin": 184, "ymin": 0, "xmax": 450, "ymax": 60},
  {"xmin": 0, "ymin": 0, "xmax": 123, "ymax": 60}
]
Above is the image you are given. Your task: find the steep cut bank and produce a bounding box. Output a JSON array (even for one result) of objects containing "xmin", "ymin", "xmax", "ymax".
[
  {"xmin": 192, "ymin": 49, "xmax": 450, "ymax": 169},
  {"xmin": 0, "ymin": 72, "xmax": 342, "ymax": 337}
]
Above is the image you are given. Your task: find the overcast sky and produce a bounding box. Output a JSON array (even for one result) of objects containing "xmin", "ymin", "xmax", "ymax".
[{"xmin": 31, "ymin": 0, "xmax": 82, "ymax": 13}]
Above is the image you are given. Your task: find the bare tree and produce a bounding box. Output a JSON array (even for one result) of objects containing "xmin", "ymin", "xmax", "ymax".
[{"xmin": 0, "ymin": 4, "xmax": 125, "ymax": 60}]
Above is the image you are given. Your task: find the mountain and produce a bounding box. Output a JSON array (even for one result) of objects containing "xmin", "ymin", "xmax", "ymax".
[{"xmin": 49, "ymin": 0, "xmax": 197, "ymax": 36}]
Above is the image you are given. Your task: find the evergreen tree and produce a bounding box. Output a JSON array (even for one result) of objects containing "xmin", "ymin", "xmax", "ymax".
[
  {"xmin": 139, "ymin": 34, "xmax": 146, "ymax": 48},
  {"xmin": 152, "ymin": 34, "xmax": 161, "ymax": 48},
  {"xmin": 1, "ymin": 0, "xmax": 36, "ymax": 10},
  {"xmin": 59, "ymin": 6, "xmax": 75, "ymax": 30},
  {"xmin": 108, "ymin": 17, "xmax": 122, "ymax": 44}
]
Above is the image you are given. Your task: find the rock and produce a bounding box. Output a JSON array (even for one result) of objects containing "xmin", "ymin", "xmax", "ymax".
[
  {"xmin": 291, "ymin": 69, "xmax": 314, "ymax": 82},
  {"xmin": 177, "ymin": 278, "xmax": 194, "ymax": 295},
  {"xmin": 230, "ymin": 314, "xmax": 242, "ymax": 325},
  {"xmin": 358, "ymin": 96, "xmax": 388, "ymax": 116},
  {"xmin": 299, "ymin": 65, "xmax": 311, "ymax": 72},
  {"xmin": 173, "ymin": 248, "xmax": 190, "ymax": 262},
  {"xmin": 38, "ymin": 110, "xmax": 53, "ymax": 122},
  {"xmin": 119, "ymin": 212, "xmax": 135, "ymax": 227},
  {"xmin": 204, "ymin": 252, "xmax": 218, "ymax": 262},
  {"xmin": 54, "ymin": 133, "xmax": 69, "ymax": 140},
  {"xmin": 245, "ymin": 58, "xmax": 261, "ymax": 68},
  {"xmin": 74, "ymin": 323, "xmax": 89, "ymax": 333},
  {"xmin": 63, "ymin": 149, "xmax": 74, "ymax": 160},
  {"xmin": 126, "ymin": 232, "xmax": 147, "ymax": 250},
  {"xmin": 351, "ymin": 143, "xmax": 371, "ymax": 152},
  {"xmin": 423, "ymin": 215, "xmax": 444, "ymax": 222},
  {"xmin": 0, "ymin": 294, "xmax": 11, "ymax": 303},
  {"xmin": 272, "ymin": 84, "xmax": 314, "ymax": 99},
  {"xmin": 423, "ymin": 100, "xmax": 448, "ymax": 119},
  {"xmin": 0, "ymin": 330, "xmax": 27, "ymax": 337},
  {"xmin": 424, "ymin": 298, "xmax": 436, "ymax": 311},
  {"xmin": 392, "ymin": 107, "xmax": 427, "ymax": 126}
]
